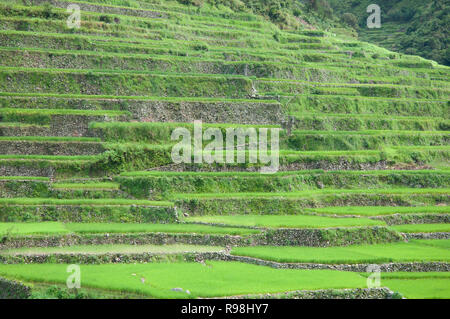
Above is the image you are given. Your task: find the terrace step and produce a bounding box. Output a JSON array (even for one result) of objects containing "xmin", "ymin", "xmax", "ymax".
[
  {"xmin": 0, "ymin": 155, "xmax": 101, "ymax": 178},
  {"xmin": 287, "ymin": 130, "xmax": 450, "ymax": 151},
  {"xmin": 0, "ymin": 244, "xmax": 225, "ymax": 264},
  {"xmin": 49, "ymin": 182, "xmax": 130, "ymax": 199},
  {"xmin": 258, "ymin": 81, "xmax": 450, "ymax": 100},
  {"xmin": 26, "ymin": 0, "xmax": 166, "ymax": 19},
  {"xmin": 0, "ymin": 95, "xmax": 284, "ymax": 125},
  {"xmin": 0, "ymin": 198, "xmax": 176, "ymax": 222},
  {"xmin": 285, "ymin": 95, "xmax": 449, "ymax": 118},
  {"xmin": 174, "ymin": 188, "xmax": 450, "ymax": 216},
  {"xmin": 230, "ymin": 240, "xmax": 450, "ymax": 265},
  {"xmin": 0, "ymin": 31, "xmax": 325, "ymax": 64},
  {"xmin": 0, "ymin": 68, "xmax": 254, "ymax": 99},
  {"xmin": 291, "ymin": 114, "xmax": 450, "ymax": 131},
  {"xmin": 303, "ymin": 206, "xmax": 450, "ymax": 217},
  {"xmin": 114, "ymin": 146, "xmax": 449, "ymax": 172},
  {"xmin": 0, "ymin": 47, "xmax": 373, "ymax": 81},
  {"xmin": 116, "ymin": 170, "xmax": 450, "ymax": 199},
  {"xmin": 0, "ymin": 176, "xmax": 130, "ymax": 198},
  {"xmin": 0, "ymin": 108, "xmax": 129, "ymax": 136}
]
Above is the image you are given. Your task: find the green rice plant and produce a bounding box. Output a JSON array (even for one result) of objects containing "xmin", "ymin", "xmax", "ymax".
[
  {"xmin": 0, "ymin": 222, "xmax": 70, "ymax": 236},
  {"xmin": 0, "ymin": 198, "xmax": 173, "ymax": 206},
  {"xmin": 0, "ymin": 176, "xmax": 49, "ymax": 181},
  {"xmin": 305, "ymin": 206, "xmax": 450, "ymax": 217},
  {"xmin": 391, "ymin": 224, "xmax": 450, "ymax": 233},
  {"xmin": 0, "ymin": 262, "xmax": 368, "ymax": 298},
  {"xmin": 383, "ymin": 279, "xmax": 450, "ymax": 299},
  {"xmin": 185, "ymin": 214, "xmax": 385, "ymax": 228},
  {"xmin": 231, "ymin": 240, "xmax": 450, "ymax": 264},
  {"xmin": 65, "ymin": 222, "xmax": 260, "ymax": 236},
  {"xmin": 51, "ymin": 182, "xmax": 120, "ymax": 190}
]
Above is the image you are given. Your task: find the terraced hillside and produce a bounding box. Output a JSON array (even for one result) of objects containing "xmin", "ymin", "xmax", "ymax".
[{"xmin": 0, "ymin": 0, "xmax": 449, "ymax": 299}]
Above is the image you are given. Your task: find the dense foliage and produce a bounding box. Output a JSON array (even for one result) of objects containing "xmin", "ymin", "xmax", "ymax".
[{"xmin": 326, "ymin": 0, "xmax": 449, "ymax": 65}]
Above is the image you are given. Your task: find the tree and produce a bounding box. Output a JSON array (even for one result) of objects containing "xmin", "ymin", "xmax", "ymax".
[{"xmin": 342, "ymin": 12, "xmax": 358, "ymax": 29}]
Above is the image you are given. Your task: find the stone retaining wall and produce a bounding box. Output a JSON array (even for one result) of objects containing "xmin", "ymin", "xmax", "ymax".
[
  {"xmin": 404, "ymin": 232, "xmax": 450, "ymax": 240},
  {"xmin": 0, "ymin": 125, "xmax": 51, "ymax": 137},
  {"xmin": 0, "ymin": 140, "xmax": 105, "ymax": 156},
  {"xmin": 50, "ymin": 114, "xmax": 128, "ymax": 137},
  {"xmin": 0, "ymin": 227, "xmax": 403, "ymax": 249},
  {"xmin": 219, "ymin": 255, "xmax": 450, "ymax": 272},
  {"xmin": 226, "ymin": 288, "xmax": 396, "ymax": 299},
  {"xmin": 0, "ymin": 252, "xmax": 225, "ymax": 264},
  {"xmin": 0, "ymin": 233, "xmax": 250, "ymax": 249},
  {"xmin": 376, "ymin": 213, "xmax": 450, "ymax": 225},
  {"xmin": 0, "ymin": 165, "xmax": 55, "ymax": 177}
]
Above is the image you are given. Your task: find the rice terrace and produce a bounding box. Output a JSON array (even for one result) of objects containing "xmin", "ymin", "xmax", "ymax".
[{"xmin": 0, "ymin": 0, "xmax": 448, "ymax": 305}]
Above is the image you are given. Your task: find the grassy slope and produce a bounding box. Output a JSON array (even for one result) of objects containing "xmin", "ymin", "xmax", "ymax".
[
  {"xmin": 0, "ymin": 0, "xmax": 448, "ymax": 300},
  {"xmin": 327, "ymin": 0, "xmax": 449, "ymax": 65}
]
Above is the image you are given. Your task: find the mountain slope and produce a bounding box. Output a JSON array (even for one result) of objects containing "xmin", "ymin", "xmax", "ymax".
[
  {"xmin": 326, "ymin": 0, "xmax": 449, "ymax": 65},
  {"xmin": 0, "ymin": 0, "xmax": 448, "ymax": 299}
]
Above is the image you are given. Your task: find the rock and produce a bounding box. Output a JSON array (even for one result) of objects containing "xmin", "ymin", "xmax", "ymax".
[{"xmin": 171, "ymin": 288, "xmax": 184, "ymax": 292}]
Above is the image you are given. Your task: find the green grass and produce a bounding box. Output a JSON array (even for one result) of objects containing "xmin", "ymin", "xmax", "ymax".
[
  {"xmin": 0, "ymin": 176, "xmax": 50, "ymax": 181},
  {"xmin": 0, "ymin": 222, "xmax": 70, "ymax": 236},
  {"xmin": 231, "ymin": 240, "xmax": 450, "ymax": 264},
  {"xmin": 0, "ymin": 262, "xmax": 368, "ymax": 298},
  {"xmin": 65, "ymin": 223, "xmax": 260, "ymax": 236},
  {"xmin": 0, "ymin": 244, "xmax": 224, "ymax": 256},
  {"xmin": 0, "ymin": 198, "xmax": 173, "ymax": 206},
  {"xmin": 173, "ymin": 188, "xmax": 450, "ymax": 200},
  {"xmin": 383, "ymin": 279, "xmax": 450, "ymax": 299},
  {"xmin": 0, "ymin": 222, "xmax": 260, "ymax": 236},
  {"xmin": 304, "ymin": 206, "xmax": 450, "ymax": 217},
  {"xmin": 185, "ymin": 214, "xmax": 385, "ymax": 229},
  {"xmin": 51, "ymin": 183, "xmax": 120, "ymax": 190},
  {"xmin": 363, "ymin": 272, "xmax": 450, "ymax": 280},
  {"xmin": 391, "ymin": 224, "xmax": 450, "ymax": 233}
]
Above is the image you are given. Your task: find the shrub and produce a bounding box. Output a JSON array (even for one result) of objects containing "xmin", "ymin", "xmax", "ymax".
[
  {"xmin": 99, "ymin": 15, "xmax": 113, "ymax": 23},
  {"xmin": 341, "ymin": 13, "xmax": 358, "ymax": 29}
]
